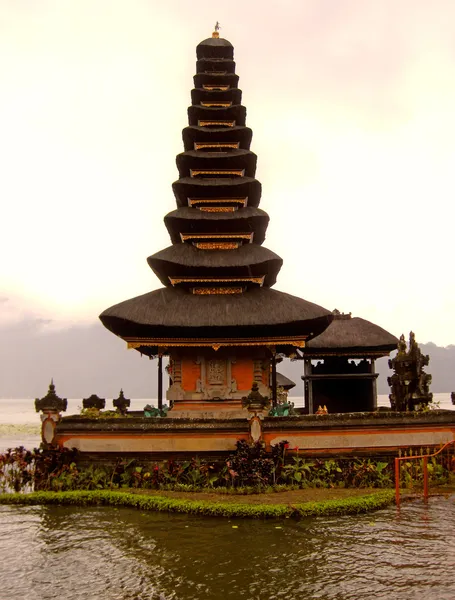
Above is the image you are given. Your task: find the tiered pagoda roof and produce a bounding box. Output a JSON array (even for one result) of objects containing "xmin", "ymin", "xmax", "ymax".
[{"xmin": 100, "ymin": 31, "xmax": 333, "ymax": 354}]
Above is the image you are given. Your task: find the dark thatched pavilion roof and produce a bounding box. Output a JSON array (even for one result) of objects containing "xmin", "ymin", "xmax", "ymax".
[
  {"xmin": 182, "ymin": 126, "xmax": 252, "ymax": 151},
  {"xmin": 172, "ymin": 176, "xmax": 262, "ymax": 208},
  {"xmin": 195, "ymin": 58, "xmax": 236, "ymax": 74},
  {"xmin": 191, "ymin": 87, "xmax": 241, "ymax": 105},
  {"xmin": 100, "ymin": 287, "xmax": 332, "ymax": 347},
  {"xmin": 176, "ymin": 149, "xmax": 257, "ymax": 179},
  {"xmin": 147, "ymin": 243, "xmax": 282, "ymax": 287},
  {"xmin": 197, "ymin": 37, "xmax": 234, "ymax": 60},
  {"xmin": 194, "ymin": 72, "xmax": 239, "ymax": 89},
  {"xmin": 188, "ymin": 105, "xmax": 246, "ymax": 127},
  {"xmin": 303, "ymin": 312, "xmax": 399, "ymax": 357},
  {"xmin": 164, "ymin": 207, "xmax": 269, "ymax": 245},
  {"xmin": 276, "ymin": 372, "xmax": 296, "ymax": 390}
]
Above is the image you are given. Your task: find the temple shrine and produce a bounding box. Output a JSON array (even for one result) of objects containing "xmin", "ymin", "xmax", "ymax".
[
  {"xmin": 100, "ymin": 28, "xmax": 334, "ymax": 417},
  {"xmin": 299, "ymin": 310, "xmax": 398, "ymax": 413},
  {"xmin": 35, "ymin": 30, "xmax": 455, "ymax": 459}
]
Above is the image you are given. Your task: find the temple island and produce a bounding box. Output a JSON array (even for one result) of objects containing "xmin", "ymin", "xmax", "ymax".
[{"xmin": 36, "ymin": 30, "xmax": 455, "ymax": 461}]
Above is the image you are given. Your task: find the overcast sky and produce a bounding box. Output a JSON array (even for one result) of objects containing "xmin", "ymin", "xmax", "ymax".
[{"xmin": 1, "ymin": 0, "xmax": 454, "ymax": 346}]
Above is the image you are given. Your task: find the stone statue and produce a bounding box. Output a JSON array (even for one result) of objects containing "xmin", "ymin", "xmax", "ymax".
[
  {"xmin": 388, "ymin": 332, "xmax": 432, "ymax": 411},
  {"xmin": 214, "ymin": 21, "xmax": 220, "ymax": 32},
  {"xmin": 113, "ymin": 389, "xmax": 131, "ymax": 415},
  {"xmin": 242, "ymin": 382, "xmax": 270, "ymax": 411}
]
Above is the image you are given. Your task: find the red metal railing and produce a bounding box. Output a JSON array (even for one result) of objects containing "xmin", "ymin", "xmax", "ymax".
[{"xmin": 395, "ymin": 439, "xmax": 455, "ymax": 505}]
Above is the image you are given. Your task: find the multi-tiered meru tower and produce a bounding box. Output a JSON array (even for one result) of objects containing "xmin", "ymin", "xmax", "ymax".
[{"xmin": 100, "ymin": 30, "xmax": 333, "ymax": 416}]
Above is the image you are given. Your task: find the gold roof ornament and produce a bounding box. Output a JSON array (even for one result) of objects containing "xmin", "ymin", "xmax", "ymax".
[{"xmin": 212, "ymin": 21, "xmax": 220, "ymax": 38}]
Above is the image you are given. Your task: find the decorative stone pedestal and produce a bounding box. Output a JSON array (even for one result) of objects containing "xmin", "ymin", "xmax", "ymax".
[{"xmin": 35, "ymin": 380, "xmax": 67, "ymax": 446}]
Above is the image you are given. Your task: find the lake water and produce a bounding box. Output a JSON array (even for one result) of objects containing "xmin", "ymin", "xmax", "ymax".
[
  {"xmin": 0, "ymin": 394, "xmax": 453, "ymax": 453},
  {"xmin": 0, "ymin": 496, "xmax": 454, "ymax": 600},
  {"xmin": 1, "ymin": 396, "xmax": 454, "ymax": 599}
]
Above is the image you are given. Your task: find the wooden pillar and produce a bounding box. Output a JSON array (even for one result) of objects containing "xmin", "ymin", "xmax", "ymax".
[
  {"xmin": 271, "ymin": 353, "xmax": 277, "ymax": 408},
  {"xmin": 370, "ymin": 358, "xmax": 377, "ymax": 411},
  {"xmin": 304, "ymin": 359, "xmax": 313, "ymax": 414},
  {"xmin": 158, "ymin": 355, "xmax": 163, "ymax": 410}
]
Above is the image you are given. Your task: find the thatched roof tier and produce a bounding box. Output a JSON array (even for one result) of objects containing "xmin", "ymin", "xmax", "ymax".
[
  {"xmin": 172, "ymin": 176, "xmax": 262, "ymax": 208},
  {"xmin": 182, "ymin": 126, "xmax": 252, "ymax": 151},
  {"xmin": 100, "ymin": 287, "xmax": 332, "ymax": 346},
  {"xmin": 188, "ymin": 105, "xmax": 246, "ymax": 127},
  {"xmin": 197, "ymin": 37, "xmax": 234, "ymax": 60},
  {"xmin": 194, "ymin": 72, "xmax": 239, "ymax": 89},
  {"xmin": 191, "ymin": 88, "xmax": 242, "ymax": 105},
  {"xmin": 303, "ymin": 313, "xmax": 399, "ymax": 357},
  {"xmin": 147, "ymin": 243, "xmax": 282, "ymax": 287},
  {"xmin": 176, "ymin": 149, "xmax": 257, "ymax": 179},
  {"xmin": 276, "ymin": 372, "xmax": 296, "ymax": 391},
  {"xmin": 196, "ymin": 58, "xmax": 236, "ymax": 74},
  {"xmin": 164, "ymin": 207, "xmax": 269, "ymax": 245}
]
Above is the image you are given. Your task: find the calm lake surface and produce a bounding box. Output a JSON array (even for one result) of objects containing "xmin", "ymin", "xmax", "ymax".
[
  {"xmin": 1, "ymin": 395, "xmax": 454, "ymax": 599},
  {"xmin": 0, "ymin": 497, "xmax": 454, "ymax": 600}
]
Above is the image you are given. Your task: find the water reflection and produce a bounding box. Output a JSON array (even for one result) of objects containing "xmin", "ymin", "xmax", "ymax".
[{"xmin": 0, "ymin": 497, "xmax": 454, "ymax": 600}]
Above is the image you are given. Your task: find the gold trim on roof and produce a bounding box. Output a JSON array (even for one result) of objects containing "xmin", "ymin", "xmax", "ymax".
[
  {"xmin": 126, "ymin": 336, "xmax": 307, "ymax": 350},
  {"xmin": 169, "ymin": 276, "xmax": 265, "ymax": 286},
  {"xmin": 188, "ymin": 197, "xmax": 248, "ymax": 207},
  {"xmin": 200, "ymin": 101, "xmax": 232, "ymax": 108},
  {"xmin": 193, "ymin": 287, "xmax": 243, "ymax": 295},
  {"xmin": 198, "ymin": 120, "xmax": 235, "ymax": 127},
  {"xmin": 199, "ymin": 206, "xmax": 236, "ymax": 212},
  {"xmin": 203, "ymin": 84, "xmax": 230, "ymax": 91},
  {"xmin": 195, "ymin": 241, "xmax": 239, "ymax": 250},
  {"xmin": 180, "ymin": 233, "xmax": 253, "ymax": 242},
  {"xmin": 190, "ymin": 169, "xmax": 244, "ymax": 177},
  {"xmin": 303, "ymin": 350, "xmax": 391, "ymax": 358},
  {"xmin": 194, "ymin": 142, "xmax": 239, "ymax": 150}
]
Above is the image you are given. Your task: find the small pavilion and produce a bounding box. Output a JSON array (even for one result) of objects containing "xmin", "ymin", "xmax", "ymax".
[{"xmin": 299, "ymin": 310, "xmax": 398, "ymax": 414}]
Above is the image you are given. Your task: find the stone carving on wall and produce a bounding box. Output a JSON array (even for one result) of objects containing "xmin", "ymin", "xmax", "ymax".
[
  {"xmin": 167, "ymin": 357, "xmax": 185, "ymax": 401},
  {"xmin": 388, "ymin": 332, "xmax": 433, "ymax": 411},
  {"xmin": 207, "ymin": 360, "xmax": 225, "ymax": 384}
]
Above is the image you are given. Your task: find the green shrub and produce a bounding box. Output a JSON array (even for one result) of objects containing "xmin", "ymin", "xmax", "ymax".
[{"xmin": 0, "ymin": 489, "xmax": 395, "ymax": 519}]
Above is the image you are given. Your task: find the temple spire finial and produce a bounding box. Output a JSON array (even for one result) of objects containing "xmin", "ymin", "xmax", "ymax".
[{"xmin": 212, "ymin": 21, "xmax": 220, "ymax": 38}]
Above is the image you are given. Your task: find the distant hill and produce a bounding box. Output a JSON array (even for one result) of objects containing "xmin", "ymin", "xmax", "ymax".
[
  {"xmin": 0, "ymin": 319, "xmax": 454, "ymax": 399},
  {"xmin": 0, "ymin": 319, "xmax": 154, "ymax": 399}
]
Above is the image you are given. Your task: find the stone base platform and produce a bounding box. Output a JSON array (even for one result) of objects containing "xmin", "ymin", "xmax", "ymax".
[
  {"xmin": 169, "ymin": 410, "xmax": 250, "ymax": 419},
  {"xmin": 51, "ymin": 410, "xmax": 455, "ymax": 460}
]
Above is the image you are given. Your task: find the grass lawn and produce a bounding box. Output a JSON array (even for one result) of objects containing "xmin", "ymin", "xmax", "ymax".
[{"xmin": 125, "ymin": 486, "xmax": 386, "ymax": 505}]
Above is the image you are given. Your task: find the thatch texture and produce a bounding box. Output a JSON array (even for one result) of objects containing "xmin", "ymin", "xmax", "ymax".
[
  {"xmin": 276, "ymin": 372, "xmax": 296, "ymax": 390},
  {"xmin": 147, "ymin": 243, "xmax": 282, "ymax": 287},
  {"xmin": 188, "ymin": 105, "xmax": 246, "ymax": 127},
  {"xmin": 176, "ymin": 149, "xmax": 257, "ymax": 179},
  {"xmin": 191, "ymin": 88, "xmax": 241, "ymax": 105},
  {"xmin": 164, "ymin": 207, "xmax": 269, "ymax": 245},
  {"xmin": 304, "ymin": 315, "xmax": 399, "ymax": 355},
  {"xmin": 194, "ymin": 73, "xmax": 239, "ymax": 89},
  {"xmin": 100, "ymin": 287, "xmax": 332, "ymax": 341},
  {"xmin": 182, "ymin": 126, "xmax": 252, "ymax": 152},
  {"xmin": 196, "ymin": 58, "xmax": 236, "ymax": 74},
  {"xmin": 172, "ymin": 176, "xmax": 261, "ymax": 208},
  {"xmin": 196, "ymin": 37, "xmax": 234, "ymax": 60}
]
